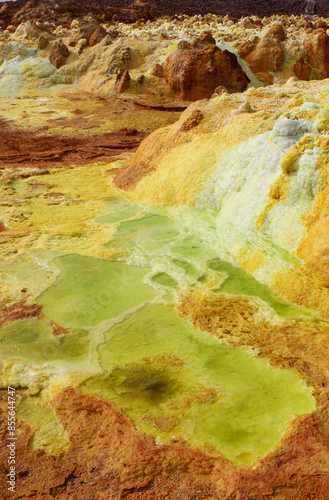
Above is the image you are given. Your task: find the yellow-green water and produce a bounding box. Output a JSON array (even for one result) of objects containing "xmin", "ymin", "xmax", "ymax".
[
  {"xmin": 0, "ymin": 317, "xmax": 89, "ymax": 367},
  {"xmin": 81, "ymin": 303, "xmax": 315, "ymax": 466},
  {"xmin": 209, "ymin": 259, "xmax": 313, "ymax": 318},
  {"xmin": 37, "ymin": 255, "xmax": 157, "ymax": 328},
  {"xmin": 0, "ymin": 197, "xmax": 316, "ymax": 466}
]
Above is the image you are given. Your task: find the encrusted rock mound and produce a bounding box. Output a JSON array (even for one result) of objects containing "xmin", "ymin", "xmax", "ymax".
[
  {"xmin": 88, "ymin": 25, "xmax": 107, "ymax": 47},
  {"xmin": 115, "ymin": 68, "xmax": 131, "ymax": 93},
  {"xmin": 150, "ymin": 63, "xmax": 164, "ymax": 78},
  {"xmin": 238, "ymin": 28, "xmax": 285, "ymax": 85},
  {"xmin": 303, "ymin": 28, "xmax": 329, "ymax": 79},
  {"xmin": 37, "ymin": 34, "xmax": 49, "ymax": 50},
  {"xmin": 49, "ymin": 38, "xmax": 70, "ymax": 68},
  {"xmin": 164, "ymin": 44, "xmax": 249, "ymax": 101}
]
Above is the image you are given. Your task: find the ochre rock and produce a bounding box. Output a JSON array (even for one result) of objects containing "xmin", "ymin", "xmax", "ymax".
[
  {"xmin": 115, "ymin": 68, "xmax": 130, "ymax": 93},
  {"xmin": 238, "ymin": 35, "xmax": 284, "ymax": 84},
  {"xmin": 192, "ymin": 29, "xmax": 217, "ymax": 46},
  {"xmin": 314, "ymin": 19, "xmax": 329, "ymax": 30},
  {"xmin": 0, "ymin": 116, "xmax": 146, "ymax": 168},
  {"xmin": 265, "ymin": 23, "xmax": 287, "ymax": 41},
  {"xmin": 177, "ymin": 40, "xmax": 192, "ymax": 50},
  {"xmin": 77, "ymin": 15, "xmax": 101, "ymax": 44},
  {"xmin": 239, "ymin": 17, "xmax": 255, "ymax": 29},
  {"xmin": 49, "ymin": 39, "xmax": 70, "ymax": 69},
  {"xmin": 304, "ymin": 28, "xmax": 329, "ymax": 78},
  {"xmin": 150, "ymin": 63, "xmax": 164, "ymax": 78},
  {"xmin": 293, "ymin": 56, "xmax": 312, "ymax": 81},
  {"xmin": 38, "ymin": 34, "xmax": 49, "ymax": 50},
  {"xmin": 164, "ymin": 45, "xmax": 249, "ymax": 101},
  {"xmin": 180, "ymin": 109, "xmax": 204, "ymax": 132},
  {"xmin": 0, "ymin": 388, "xmax": 230, "ymax": 499},
  {"xmin": 212, "ymin": 85, "xmax": 228, "ymax": 98},
  {"xmin": 88, "ymin": 25, "xmax": 107, "ymax": 47},
  {"xmin": 114, "ymin": 160, "xmax": 155, "ymax": 189},
  {"xmin": 137, "ymin": 74, "xmax": 145, "ymax": 85}
]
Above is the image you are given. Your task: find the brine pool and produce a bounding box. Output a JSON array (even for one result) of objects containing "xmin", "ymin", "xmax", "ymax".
[{"xmin": 0, "ymin": 197, "xmax": 316, "ymax": 466}]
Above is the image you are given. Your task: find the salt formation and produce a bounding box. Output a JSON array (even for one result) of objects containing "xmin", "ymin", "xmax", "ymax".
[
  {"xmin": 0, "ymin": 40, "xmax": 36, "ymax": 63},
  {"xmin": 198, "ymin": 117, "xmax": 317, "ymax": 251},
  {"xmin": 0, "ymin": 55, "xmax": 63, "ymax": 95},
  {"xmin": 0, "ymin": 40, "xmax": 63, "ymax": 96}
]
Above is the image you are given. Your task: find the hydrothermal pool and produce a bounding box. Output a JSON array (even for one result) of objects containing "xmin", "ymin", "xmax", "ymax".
[
  {"xmin": 81, "ymin": 303, "xmax": 314, "ymax": 467},
  {"xmin": 0, "ymin": 196, "xmax": 311, "ymax": 467}
]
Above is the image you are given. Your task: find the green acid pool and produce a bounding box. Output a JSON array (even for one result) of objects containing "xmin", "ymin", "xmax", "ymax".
[{"xmin": 0, "ymin": 197, "xmax": 316, "ymax": 467}]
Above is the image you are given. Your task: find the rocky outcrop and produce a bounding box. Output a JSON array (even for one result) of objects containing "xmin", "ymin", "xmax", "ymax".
[
  {"xmin": 304, "ymin": 28, "xmax": 329, "ymax": 79},
  {"xmin": 164, "ymin": 44, "xmax": 249, "ymax": 101},
  {"xmin": 26, "ymin": 19, "xmax": 54, "ymax": 39},
  {"xmin": 265, "ymin": 23, "xmax": 287, "ymax": 41},
  {"xmin": 293, "ymin": 56, "xmax": 312, "ymax": 81},
  {"xmin": 4, "ymin": 1, "xmax": 329, "ymax": 29},
  {"xmin": 49, "ymin": 39, "xmax": 70, "ymax": 68},
  {"xmin": 76, "ymin": 15, "xmax": 100, "ymax": 43},
  {"xmin": 150, "ymin": 63, "xmax": 164, "ymax": 78},
  {"xmin": 193, "ymin": 29, "xmax": 217, "ymax": 46},
  {"xmin": 115, "ymin": 68, "xmax": 131, "ymax": 93},
  {"xmin": 180, "ymin": 109, "xmax": 204, "ymax": 131},
  {"xmin": 212, "ymin": 85, "xmax": 228, "ymax": 98},
  {"xmin": 75, "ymin": 14, "xmax": 107, "ymax": 47},
  {"xmin": 114, "ymin": 160, "xmax": 155, "ymax": 189},
  {"xmin": 38, "ymin": 34, "xmax": 49, "ymax": 50},
  {"xmin": 88, "ymin": 25, "xmax": 107, "ymax": 46},
  {"xmin": 238, "ymin": 29, "xmax": 285, "ymax": 85}
]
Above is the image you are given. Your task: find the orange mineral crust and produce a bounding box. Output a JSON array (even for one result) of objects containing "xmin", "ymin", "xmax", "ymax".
[{"xmin": 0, "ymin": 387, "xmax": 328, "ymax": 499}]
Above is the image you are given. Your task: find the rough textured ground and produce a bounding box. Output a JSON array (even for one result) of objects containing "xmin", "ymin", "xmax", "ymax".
[
  {"xmin": 0, "ymin": 0, "xmax": 160, "ymax": 28},
  {"xmin": 151, "ymin": 0, "xmax": 329, "ymax": 18},
  {"xmin": 2, "ymin": 6, "xmax": 329, "ymax": 500},
  {"xmin": 2, "ymin": 0, "xmax": 329, "ymax": 27},
  {"xmin": 0, "ymin": 118, "xmax": 146, "ymax": 168}
]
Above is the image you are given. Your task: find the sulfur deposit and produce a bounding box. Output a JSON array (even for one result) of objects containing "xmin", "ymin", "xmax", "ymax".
[{"xmin": 2, "ymin": 2, "xmax": 329, "ymax": 499}]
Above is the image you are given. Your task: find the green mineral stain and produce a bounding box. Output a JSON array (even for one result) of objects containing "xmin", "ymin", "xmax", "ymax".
[
  {"xmin": 96, "ymin": 199, "xmax": 143, "ymax": 224},
  {"xmin": 103, "ymin": 212, "xmax": 181, "ymax": 254},
  {"xmin": 81, "ymin": 304, "xmax": 315, "ymax": 467},
  {"xmin": 0, "ymin": 259, "xmax": 53, "ymax": 294},
  {"xmin": 0, "ymin": 317, "xmax": 89, "ymax": 365},
  {"xmin": 151, "ymin": 272, "xmax": 178, "ymax": 288},
  {"xmin": 172, "ymin": 259, "xmax": 199, "ymax": 277},
  {"xmin": 17, "ymin": 395, "xmax": 70, "ymax": 455},
  {"xmin": 109, "ymin": 214, "xmax": 179, "ymax": 241},
  {"xmin": 171, "ymin": 235, "xmax": 205, "ymax": 257},
  {"xmin": 37, "ymin": 254, "xmax": 156, "ymax": 328},
  {"xmin": 209, "ymin": 259, "xmax": 314, "ymax": 318}
]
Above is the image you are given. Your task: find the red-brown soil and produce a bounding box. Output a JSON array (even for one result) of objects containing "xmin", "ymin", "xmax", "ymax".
[
  {"xmin": 0, "ymin": 300, "xmax": 41, "ymax": 328},
  {"xmin": 1, "ymin": 386, "xmax": 328, "ymax": 499},
  {"xmin": 0, "ymin": 119, "xmax": 147, "ymax": 169}
]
